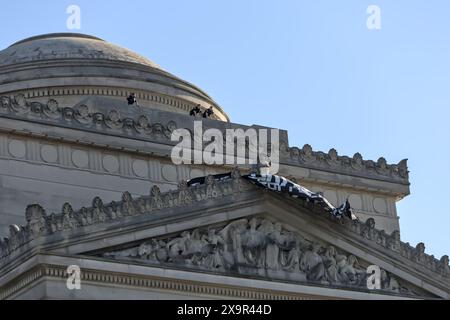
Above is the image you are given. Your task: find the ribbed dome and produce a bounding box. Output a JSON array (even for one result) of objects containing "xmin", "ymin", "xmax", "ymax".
[{"xmin": 0, "ymin": 33, "xmax": 229, "ymax": 121}]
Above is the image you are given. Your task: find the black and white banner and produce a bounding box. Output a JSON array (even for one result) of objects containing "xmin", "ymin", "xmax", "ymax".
[{"xmin": 242, "ymin": 173, "xmax": 358, "ymax": 221}]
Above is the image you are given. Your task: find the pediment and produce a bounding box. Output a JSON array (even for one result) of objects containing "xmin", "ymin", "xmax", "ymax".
[
  {"xmin": 0, "ymin": 172, "xmax": 448, "ymax": 299},
  {"xmin": 84, "ymin": 214, "xmax": 436, "ymax": 299}
]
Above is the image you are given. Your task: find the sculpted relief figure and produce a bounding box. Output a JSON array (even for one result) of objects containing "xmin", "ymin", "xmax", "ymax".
[
  {"xmin": 219, "ymin": 219, "xmax": 248, "ymax": 266},
  {"xmin": 278, "ymin": 229, "xmax": 307, "ymax": 272},
  {"xmin": 183, "ymin": 229, "xmax": 209, "ymax": 260},
  {"xmin": 202, "ymin": 229, "xmax": 226, "ymax": 269},
  {"xmin": 322, "ymin": 246, "xmax": 339, "ymax": 283},
  {"xmin": 241, "ymin": 218, "xmax": 266, "ymax": 267},
  {"xmin": 362, "ymin": 218, "xmax": 377, "ymax": 241},
  {"xmin": 167, "ymin": 231, "xmax": 190, "ymax": 261},
  {"xmin": 300, "ymin": 243, "xmax": 325, "ymax": 281},
  {"xmin": 137, "ymin": 239, "xmax": 155, "ymax": 260},
  {"xmin": 380, "ymin": 270, "xmax": 405, "ymax": 293},
  {"xmin": 263, "ymin": 221, "xmax": 283, "ymax": 270},
  {"xmin": 283, "ymin": 243, "xmax": 302, "ymax": 272},
  {"xmin": 337, "ymin": 255, "xmax": 366, "ymax": 285}
]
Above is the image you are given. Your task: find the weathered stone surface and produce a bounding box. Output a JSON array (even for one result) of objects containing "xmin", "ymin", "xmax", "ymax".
[
  {"xmin": 100, "ymin": 216, "xmax": 412, "ymax": 295},
  {"xmin": 0, "ymin": 33, "xmax": 439, "ymax": 300}
]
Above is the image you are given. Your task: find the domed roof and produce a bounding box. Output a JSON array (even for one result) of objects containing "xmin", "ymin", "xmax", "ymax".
[
  {"xmin": 1, "ymin": 33, "xmax": 162, "ymax": 70},
  {"xmin": 0, "ymin": 33, "xmax": 229, "ymax": 121}
]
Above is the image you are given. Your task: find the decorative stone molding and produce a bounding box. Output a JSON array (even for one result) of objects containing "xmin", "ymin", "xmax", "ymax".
[
  {"xmin": 0, "ymin": 265, "xmax": 309, "ymax": 300},
  {"xmin": 2, "ymin": 86, "xmax": 222, "ymax": 120},
  {"xmin": 19, "ymin": 87, "xmax": 196, "ymax": 111},
  {"xmin": 280, "ymin": 143, "xmax": 409, "ymax": 184},
  {"xmin": 0, "ymin": 133, "xmax": 233, "ymax": 187},
  {"xmin": 0, "ymin": 94, "xmax": 178, "ymax": 140},
  {"xmin": 101, "ymin": 216, "xmax": 415, "ymax": 295}
]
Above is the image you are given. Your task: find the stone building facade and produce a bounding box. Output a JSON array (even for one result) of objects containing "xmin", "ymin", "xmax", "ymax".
[{"xmin": 0, "ymin": 33, "xmax": 448, "ymax": 299}]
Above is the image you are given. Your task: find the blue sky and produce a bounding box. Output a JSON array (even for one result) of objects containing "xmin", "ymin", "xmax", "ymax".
[{"xmin": 1, "ymin": 1, "xmax": 449, "ymax": 258}]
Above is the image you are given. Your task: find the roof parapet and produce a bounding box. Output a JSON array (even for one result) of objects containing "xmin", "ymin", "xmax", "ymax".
[{"xmin": 280, "ymin": 143, "xmax": 409, "ymax": 184}]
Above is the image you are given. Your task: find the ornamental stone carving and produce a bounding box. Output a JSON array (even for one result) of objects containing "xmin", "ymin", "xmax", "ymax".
[
  {"xmin": 25, "ymin": 204, "xmax": 46, "ymax": 238},
  {"xmin": 351, "ymin": 153, "xmax": 364, "ymax": 171},
  {"xmin": 414, "ymin": 243, "xmax": 427, "ymax": 264},
  {"xmin": 326, "ymin": 148, "xmax": 339, "ymax": 167},
  {"xmin": 102, "ymin": 217, "xmax": 411, "ymax": 294},
  {"xmin": 62, "ymin": 107, "xmax": 74, "ymax": 120},
  {"xmin": 1, "ymin": 96, "xmax": 181, "ymax": 139},
  {"xmin": 376, "ymin": 157, "xmax": 389, "ymax": 175},
  {"xmin": 123, "ymin": 118, "xmax": 135, "ymax": 130},
  {"xmin": 44, "ymin": 99, "xmax": 59, "ymax": 118},
  {"xmin": 0, "ymin": 96, "xmax": 10, "ymax": 109},
  {"xmin": 93, "ymin": 112, "xmax": 105, "ymax": 125},
  {"xmin": 74, "ymin": 104, "xmax": 90, "ymax": 123},
  {"xmin": 135, "ymin": 115, "xmax": 150, "ymax": 133},
  {"xmin": 105, "ymin": 110, "xmax": 122, "ymax": 129},
  {"xmin": 300, "ymin": 144, "xmax": 315, "ymax": 163},
  {"xmin": 439, "ymin": 256, "xmax": 450, "ymax": 276},
  {"xmin": 284, "ymin": 144, "xmax": 408, "ymax": 183},
  {"xmin": 361, "ymin": 218, "xmax": 377, "ymax": 241},
  {"xmin": 12, "ymin": 94, "xmax": 28, "ymax": 113}
]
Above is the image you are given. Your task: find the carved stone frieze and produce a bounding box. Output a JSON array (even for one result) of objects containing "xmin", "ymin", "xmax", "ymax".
[
  {"xmin": 0, "ymin": 95, "xmax": 177, "ymax": 140},
  {"xmin": 101, "ymin": 217, "xmax": 414, "ymax": 294}
]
